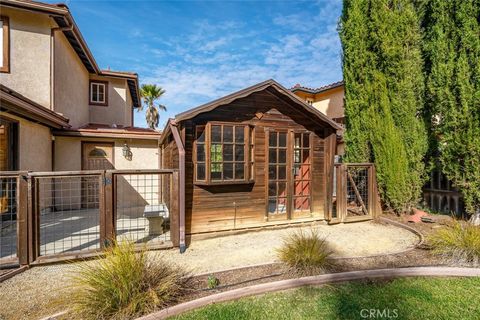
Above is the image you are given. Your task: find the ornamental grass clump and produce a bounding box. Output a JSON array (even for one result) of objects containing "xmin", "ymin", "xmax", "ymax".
[
  {"xmin": 427, "ymin": 221, "xmax": 480, "ymax": 266},
  {"xmin": 277, "ymin": 229, "xmax": 334, "ymax": 275},
  {"xmin": 70, "ymin": 241, "xmax": 191, "ymax": 319}
]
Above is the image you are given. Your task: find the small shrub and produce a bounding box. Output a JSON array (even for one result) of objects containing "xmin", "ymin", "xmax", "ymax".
[
  {"xmin": 207, "ymin": 275, "xmax": 220, "ymax": 289},
  {"xmin": 427, "ymin": 221, "xmax": 480, "ymax": 266},
  {"xmin": 276, "ymin": 229, "xmax": 334, "ymax": 275},
  {"xmin": 70, "ymin": 241, "xmax": 191, "ymax": 319}
]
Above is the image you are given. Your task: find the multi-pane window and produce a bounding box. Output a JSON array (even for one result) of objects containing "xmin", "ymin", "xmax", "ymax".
[
  {"xmin": 195, "ymin": 126, "xmax": 206, "ymax": 180},
  {"xmin": 89, "ymin": 81, "xmax": 108, "ymax": 105},
  {"xmin": 268, "ymin": 131, "xmax": 288, "ymax": 214},
  {"xmin": 194, "ymin": 123, "xmax": 251, "ymax": 184}
]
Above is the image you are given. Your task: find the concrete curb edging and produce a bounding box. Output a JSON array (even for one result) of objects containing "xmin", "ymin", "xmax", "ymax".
[
  {"xmin": 378, "ymin": 217, "xmax": 425, "ymax": 247},
  {"xmin": 137, "ymin": 267, "xmax": 480, "ymax": 320}
]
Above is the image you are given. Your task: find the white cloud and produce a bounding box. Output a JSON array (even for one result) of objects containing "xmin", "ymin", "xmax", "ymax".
[{"xmin": 136, "ymin": 2, "xmax": 343, "ymax": 125}]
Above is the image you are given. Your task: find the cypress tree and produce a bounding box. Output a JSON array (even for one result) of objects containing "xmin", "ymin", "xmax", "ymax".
[
  {"xmin": 423, "ymin": 0, "xmax": 480, "ymax": 218},
  {"xmin": 340, "ymin": 0, "xmax": 374, "ymax": 163},
  {"xmin": 340, "ymin": 0, "xmax": 428, "ymax": 212}
]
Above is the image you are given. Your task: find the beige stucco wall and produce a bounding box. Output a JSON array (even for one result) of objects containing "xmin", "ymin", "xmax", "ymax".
[
  {"xmin": 53, "ymin": 31, "xmax": 90, "ymax": 128},
  {"xmin": 89, "ymin": 76, "xmax": 131, "ymax": 127},
  {"xmin": 54, "ymin": 136, "xmax": 159, "ymax": 171},
  {"xmin": 312, "ymin": 87, "xmax": 344, "ymax": 119},
  {"xmin": 0, "ymin": 112, "xmax": 52, "ymax": 171},
  {"xmin": 0, "ymin": 8, "xmax": 53, "ymax": 108},
  {"xmin": 53, "ymin": 136, "xmax": 160, "ymax": 211}
]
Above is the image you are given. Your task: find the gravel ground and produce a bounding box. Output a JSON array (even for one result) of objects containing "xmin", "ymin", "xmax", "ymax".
[
  {"xmin": 0, "ymin": 221, "xmax": 419, "ymax": 320},
  {"xmin": 155, "ymin": 221, "xmax": 419, "ymax": 274}
]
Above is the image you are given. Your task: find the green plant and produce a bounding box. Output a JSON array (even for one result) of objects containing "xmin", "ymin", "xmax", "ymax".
[
  {"xmin": 422, "ymin": 0, "xmax": 480, "ymax": 218},
  {"xmin": 276, "ymin": 229, "xmax": 334, "ymax": 275},
  {"xmin": 207, "ymin": 275, "xmax": 220, "ymax": 289},
  {"xmin": 427, "ymin": 220, "xmax": 480, "ymax": 265},
  {"xmin": 339, "ymin": 0, "xmax": 428, "ymax": 213},
  {"xmin": 70, "ymin": 241, "xmax": 191, "ymax": 319},
  {"xmin": 139, "ymin": 84, "xmax": 167, "ymax": 129}
]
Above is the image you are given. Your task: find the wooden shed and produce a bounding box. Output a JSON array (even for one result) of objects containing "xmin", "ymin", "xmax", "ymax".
[{"xmin": 159, "ymin": 80, "xmax": 350, "ymax": 247}]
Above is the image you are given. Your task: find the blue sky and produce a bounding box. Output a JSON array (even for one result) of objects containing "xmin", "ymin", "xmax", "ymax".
[{"xmin": 58, "ymin": 0, "xmax": 343, "ymax": 128}]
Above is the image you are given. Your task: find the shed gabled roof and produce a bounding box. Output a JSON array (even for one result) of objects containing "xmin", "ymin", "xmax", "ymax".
[{"xmin": 175, "ymin": 79, "xmax": 342, "ymax": 131}]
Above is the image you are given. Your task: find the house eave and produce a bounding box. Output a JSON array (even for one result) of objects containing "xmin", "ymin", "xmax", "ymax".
[{"xmin": 0, "ymin": 85, "xmax": 70, "ymax": 129}]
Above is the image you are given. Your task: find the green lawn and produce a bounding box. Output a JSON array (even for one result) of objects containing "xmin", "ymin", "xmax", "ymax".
[{"xmin": 174, "ymin": 277, "xmax": 480, "ymax": 320}]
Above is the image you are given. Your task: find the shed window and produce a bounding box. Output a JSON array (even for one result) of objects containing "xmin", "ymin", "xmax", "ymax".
[
  {"xmin": 194, "ymin": 123, "xmax": 252, "ymax": 184},
  {"xmin": 89, "ymin": 81, "xmax": 108, "ymax": 105},
  {"xmin": 0, "ymin": 16, "xmax": 10, "ymax": 73}
]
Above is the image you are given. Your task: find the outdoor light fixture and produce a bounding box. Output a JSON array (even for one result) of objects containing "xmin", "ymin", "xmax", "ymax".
[{"xmin": 122, "ymin": 143, "xmax": 132, "ymax": 161}]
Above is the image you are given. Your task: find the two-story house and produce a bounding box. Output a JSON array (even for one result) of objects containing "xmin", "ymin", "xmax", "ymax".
[{"xmin": 0, "ymin": 0, "xmax": 160, "ymax": 174}]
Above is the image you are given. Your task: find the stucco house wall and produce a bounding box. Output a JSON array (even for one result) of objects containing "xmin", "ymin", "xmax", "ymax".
[
  {"xmin": 54, "ymin": 136, "xmax": 159, "ymax": 171},
  {"xmin": 0, "ymin": 8, "xmax": 53, "ymax": 108},
  {"xmin": 88, "ymin": 76, "xmax": 131, "ymax": 128},
  {"xmin": 53, "ymin": 136, "xmax": 160, "ymax": 210},
  {"xmin": 312, "ymin": 87, "xmax": 344, "ymax": 119},
  {"xmin": 53, "ymin": 30, "xmax": 90, "ymax": 128}
]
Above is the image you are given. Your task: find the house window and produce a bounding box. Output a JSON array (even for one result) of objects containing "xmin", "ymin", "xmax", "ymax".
[
  {"xmin": 194, "ymin": 123, "xmax": 252, "ymax": 184},
  {"xmin": 0, "ymin": 16, "xmax": 10, "ymax": 73},
  {"xmin": 306, "ymin": 98, "xmax": 313, "ymax": 105},
  {"xmin": 89, "ymin": 81, "xmax": 108, "ymax": 105}
]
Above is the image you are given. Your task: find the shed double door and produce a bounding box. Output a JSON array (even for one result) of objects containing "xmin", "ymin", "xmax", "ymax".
[{"xmin": 266, "ymin": 130, "xmax": 312, "ymax": 220}]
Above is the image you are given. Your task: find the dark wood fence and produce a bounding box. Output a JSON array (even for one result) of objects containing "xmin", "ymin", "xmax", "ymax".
[
  {"xmin": 330, "ymin": 163, "xmax": 382, "ymax": 223},
  {"xmin": 0, "ymin": 169, "xmax": 179, "ymax": 267}
]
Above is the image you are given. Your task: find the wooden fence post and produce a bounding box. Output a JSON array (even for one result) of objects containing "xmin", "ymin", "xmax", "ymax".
[
  {"xmin": 103, "ymin": 171, "xmax": 115, "ymax": 246},
  {"xmin": 170, "ymin": 171, "xmax": 180, "ymax": 247},
  {"xmin": 337, "ymin": 164, "xmax": 347, "ymax": 222},
  {"xmin": 27, "ymin": 175, "xmax": 39, "ymax": 263},
  {"xmin": 17, "ymin": 173, "xmax": 29, "ymax": 265}
]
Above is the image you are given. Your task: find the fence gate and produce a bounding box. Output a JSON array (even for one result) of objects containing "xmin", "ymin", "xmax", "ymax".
[{"xmin": 329, "ymin": 163, "xmax": 380, "ymax": 223}]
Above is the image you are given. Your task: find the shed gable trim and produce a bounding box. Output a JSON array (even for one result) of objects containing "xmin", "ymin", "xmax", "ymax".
[{"xmin": 175, "ymin": 79, "xmax": 341, "ymax": 131}]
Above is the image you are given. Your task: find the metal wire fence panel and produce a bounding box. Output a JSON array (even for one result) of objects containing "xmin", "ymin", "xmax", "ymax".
[
  {"xmin": 115, "ymin": 173, "xmax": 171, "ymax": 245},
  {"xmin": 37, "ymin": 175, "xmax": 101, "ymax": 256},
  {"xmin": 346, "ymin": 166, "xmax": 370, "ymax": 217},
  {"xmin": 0, "ymin": 177, "xmax": 18, "ymax": 264}
]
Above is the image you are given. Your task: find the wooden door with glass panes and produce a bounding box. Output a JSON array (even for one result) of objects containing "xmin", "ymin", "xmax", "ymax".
[
  {"xmin": 267, "ymin": 130, "xmax": 289, "ymax": 220},
  {"xmin": 267, "ymin": 130, "xmax": 312, "ymax": 220},
  {"xmin": 292, "ymin": 132, "xmax": 312, "ymax": 218}
]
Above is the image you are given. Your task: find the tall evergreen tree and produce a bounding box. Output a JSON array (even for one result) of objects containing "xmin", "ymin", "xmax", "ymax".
[
  {"xmin": 340, "ymin": 0, "xmax": 428, "ymax": 212},
  {"xmin": 423, "ymin": 0, "xmax": 480, "ymax": 219}
]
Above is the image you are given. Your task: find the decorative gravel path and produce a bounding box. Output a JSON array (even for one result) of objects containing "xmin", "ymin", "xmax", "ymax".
[
  {"xmin": 155, "ymin": 221, "xmax": 419, "ymax": 274},
  {"xmin": 0, "ymin": 220, "xmax": 419, "ymax": 320}
]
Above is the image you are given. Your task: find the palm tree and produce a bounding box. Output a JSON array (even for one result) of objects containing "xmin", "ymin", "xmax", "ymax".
[{"xmin": 139, "ymin": 84, "xmax": 167, "ymax": 129}]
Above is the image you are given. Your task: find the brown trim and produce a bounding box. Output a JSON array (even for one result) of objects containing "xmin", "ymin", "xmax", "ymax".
[
  {"xmin": 0, "ymin": 16, "xmax": 10, "ymax": 73},
  {"xmin": 169, "ymin": 123, "xmax": 186, "ymax": 252},
  {"xmin": 175, "ymin": 79, "xmax": 341, "ymax": 131},
  {"xmin": 0, "ymin": 85, "xmax": 70, "ymax": 128},
  {"xmin": 89, "ymin": 80, "xmax": 109, "ymax": 106},
  {"xmin": 53, "ymin": 129, "xmax": 160, "ymax": 140}
]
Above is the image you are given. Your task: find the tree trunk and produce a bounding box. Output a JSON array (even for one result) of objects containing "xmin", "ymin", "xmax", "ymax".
[{"xmin": 469, "ymin": 211, "xmax": 480, "ymax": 226}]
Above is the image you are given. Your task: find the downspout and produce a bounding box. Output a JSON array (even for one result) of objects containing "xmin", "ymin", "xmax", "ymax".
[{"xmin": 170, "ymin": 122, "xmax": 186, "ymax": 253}]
